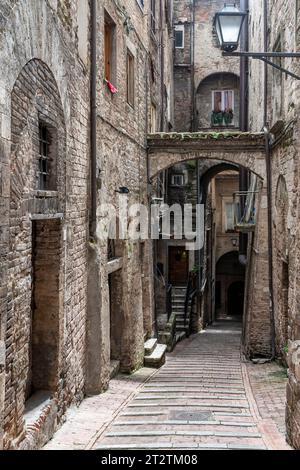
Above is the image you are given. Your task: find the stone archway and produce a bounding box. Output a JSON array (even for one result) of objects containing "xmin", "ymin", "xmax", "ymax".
[{"xmin": 147, "ymin": 132, "xmax": 266, "ymax": 181}]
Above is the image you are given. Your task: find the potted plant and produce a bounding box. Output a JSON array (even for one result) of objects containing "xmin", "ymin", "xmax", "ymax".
[
  {"xmin": 211, "ymin": 110, "xmax": 224, "ymax": 126},
  {"xmin": 223, "ymin": 108, "xmax": 234, "ymax": 125}
]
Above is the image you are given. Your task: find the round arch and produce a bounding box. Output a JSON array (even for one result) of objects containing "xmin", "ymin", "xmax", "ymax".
[{"xmin": 195, "ymin": 72, "xmax": 240, "ymax": 130}]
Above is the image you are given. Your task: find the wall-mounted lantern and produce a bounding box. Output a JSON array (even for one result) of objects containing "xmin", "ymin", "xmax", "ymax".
[
  {"xmin": 215, "ymin": 3, "xmax": 300, "ymax": 80},
  {"xmin": 214, "ymin": 4, "xmax": 246, "ymax": 52}
]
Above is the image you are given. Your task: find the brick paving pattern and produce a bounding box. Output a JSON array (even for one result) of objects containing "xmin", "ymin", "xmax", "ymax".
[
  {"xmin": 246, "ymin": 361, "xmax": 288, "ymax": 435},
  {"xmin": 45, "ymin": 320, "xmax": 291, "ymax": 450}
]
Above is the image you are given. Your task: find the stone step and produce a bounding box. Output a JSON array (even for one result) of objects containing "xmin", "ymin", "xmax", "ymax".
[
  {"xmin": 110, "ymin": 360, "xmax": 120, "ymax": 379},
  {"xmin": 105, "ymin": 430, "xmax": 261, "ymax": 439},
  {"xmin": 96, "ymin": 443, "xmax": 266, "ymax": 450},
  {"xmin": 144, "ymin": 344, "xmax": 167, "ymax": 368},
  {"xmin": 175, "ymin": 332, "xmax": 186, "ymax": 343},
  {"xmin": 144, "ymin": 338, "xmax": 157, "ymax": 356},
  {"xmin": 112, "ymin": 420, "xmax": 256, "ymax": 428}
]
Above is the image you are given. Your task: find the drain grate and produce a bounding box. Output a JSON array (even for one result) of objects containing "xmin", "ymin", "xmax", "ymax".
[{"xmin": 170, "ymin": 411, "xmax": 214, "ymax": 422}]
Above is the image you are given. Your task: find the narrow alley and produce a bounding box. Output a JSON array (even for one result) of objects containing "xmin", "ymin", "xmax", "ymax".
[{"xmin": 45, "ymin": 320, "xmax": 289, "ymax": 451}]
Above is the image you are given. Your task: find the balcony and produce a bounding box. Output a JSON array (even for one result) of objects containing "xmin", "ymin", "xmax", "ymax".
[{"xmin": 233, "ymin": 191, "xmax": 257, "ymax": 232}]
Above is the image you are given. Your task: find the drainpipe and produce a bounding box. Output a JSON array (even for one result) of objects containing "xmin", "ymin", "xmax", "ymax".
[
  {"xmin": 191, "ymin": 0, "xmax": 196, "ymax": 131},
  {"xmin": 159, "ymin": 0, "xmax": 165, "ymax": 131},
  {"xmin": 90, "ymin": 0, "xmax": 97, "ymax": 239},
  {"xmin": 263, "ymin": 1, "xmax": 275, "ymax": 359},
  {"xmin": 264, "ymin": 127, "xmax": 276, "ymax": 359},
  {"xmin": 239, "ymin": 0, "xmax": 249, "ymax": 264}
]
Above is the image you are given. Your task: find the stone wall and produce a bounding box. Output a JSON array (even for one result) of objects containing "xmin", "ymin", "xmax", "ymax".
[
  {"xmin": 248, "ymin": 0, "xmax": 300, "ymax": 448},
  {"xmin": 85, "ymin": 0, "xmax": 173, "ymax": 393}
]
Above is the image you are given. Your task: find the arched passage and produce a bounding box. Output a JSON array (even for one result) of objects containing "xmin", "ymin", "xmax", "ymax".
[
  {"xmin": 215, "ymin": 251, "xmax": 245, "ymax": 320},
  {"xmin": 148, "ymin": 132, "xmax": 266, "ymax": 181}
]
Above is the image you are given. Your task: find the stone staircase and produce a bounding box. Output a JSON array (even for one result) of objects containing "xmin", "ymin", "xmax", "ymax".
[
  {"xmin": 172, "ymin": 286, "xmax": 191, "ymax": 341},
  {"xmin": 144, "ymin": 338, "xmax": 167, "ymax": 368}
]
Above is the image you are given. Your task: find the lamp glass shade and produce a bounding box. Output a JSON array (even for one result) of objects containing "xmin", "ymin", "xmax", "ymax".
[{"xmin": 215, "ymin": 4, "xmax": 246, "ymax": 52}]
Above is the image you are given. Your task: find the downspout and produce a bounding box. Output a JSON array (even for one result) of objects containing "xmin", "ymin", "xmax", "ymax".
[
  {"xmin": 90, "ymin": 0, "xmax": 97, "ymax": 239},
  {"xmin": 263, "ymin": 0, "xmax": 276, "ymax": 359},
  {"xmin": 264, "ymin": 126, "xmax": 276, "ymax": 359},
  {"xmin": 191, "ymin": 0, "xmax": 195, "ymax": 131},
  {"xmin": 159, "ymin": 0, "xmax": 165, "ymax": 131},
  {"xmin": 239, "ymin": 0, "xmax": 249, "ymax": 266}
]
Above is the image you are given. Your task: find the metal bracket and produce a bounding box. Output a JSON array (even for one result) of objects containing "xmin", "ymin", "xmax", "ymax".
[{"xmin": 223, "ymin": 51, "xmax": 300, "ymax": 80}]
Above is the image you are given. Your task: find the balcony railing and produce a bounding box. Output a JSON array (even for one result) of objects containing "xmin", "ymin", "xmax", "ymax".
[{"xmin": 233, "ymin": 191, "xmax": 258, "ymax": 232}]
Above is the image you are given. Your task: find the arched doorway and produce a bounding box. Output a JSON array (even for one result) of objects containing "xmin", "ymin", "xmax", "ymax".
[
  {"xmin": 227, "ymin": 281, "xmax": 245, "ymax": 317},
  {"xmin": 215, "ymin": 252, "xmax": 245, "ymax": 320}
]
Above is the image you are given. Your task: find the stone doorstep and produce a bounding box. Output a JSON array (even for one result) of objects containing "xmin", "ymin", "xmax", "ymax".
[
  {"xmin": 144, "ymin": 344, "xmax": 167, "ymax": 369},
  {"xmin": 144, "ymin": 338, "xmax": 158, "ymax": 356}
]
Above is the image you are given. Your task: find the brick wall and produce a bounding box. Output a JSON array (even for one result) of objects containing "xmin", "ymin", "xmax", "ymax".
[{"xmin": 0, "ymin": 0, "xmax": 89, "ymax": 449}]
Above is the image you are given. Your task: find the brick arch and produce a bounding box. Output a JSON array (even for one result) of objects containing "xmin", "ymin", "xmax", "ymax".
[
  {"xmin": 148, "ymin": 132, "xmax": 266, "ymax": 180},
  {"xmin": 11, "ymin": 58, "xmax": 66, "ymax": 204},
  {"xmin": 5, "ymin": 58, "xmax": 66, "ymax": 445}
]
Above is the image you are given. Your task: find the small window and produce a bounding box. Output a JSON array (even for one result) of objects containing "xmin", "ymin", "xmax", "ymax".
[
  {"xmin": 151, "ymin": 0, "xmax": 156, "ymax": 33},
  {"xmin": 104, "ymin": 12, "xmax": 116, "ymax": 83},
  {"xmin": 225, "ymin": 202, "xmax": 235, "ymax": 232},
  {"xmin": 212, "ymin": 90, "xmax": 234, "ymax": 126},
  {"xmin": 212, "ymin": 90, "xmax": 234, "ymax": 113},
  {"xmin": 150, "ymin": 103, "xmax": 157, "ymax": 133},
  {"xmin": 38, "ymin": 124, "xmax": 51, "ymax": 190},
  {"xmin": 126, "ymin": 50, "xmax": 135, "ymax": 107},
  {"xmin": 175, "ymin": 25, "xmax": 184, "ymax": 48},
  {"xmin": 137, "ymin": 0, "xmax": 144, "ymax": 8},
  {"xmin": 171, "ymin": 174, "xmax": 184, "ymax": 186}
]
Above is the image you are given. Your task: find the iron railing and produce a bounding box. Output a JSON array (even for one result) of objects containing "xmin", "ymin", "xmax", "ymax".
[{"xmin": 166, "ymin": 283, "xmax": 172, "ymax": 321}]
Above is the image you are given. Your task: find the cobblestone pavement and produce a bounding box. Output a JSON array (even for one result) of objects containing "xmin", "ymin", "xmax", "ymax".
[{"xmin": 45, "ymin": 320, "xmax": 291, "ymax": 450}]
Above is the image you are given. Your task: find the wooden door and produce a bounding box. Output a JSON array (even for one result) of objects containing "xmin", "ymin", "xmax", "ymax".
[{"xmin": 168, "ymin": 246, "xmax": 189, "ymax": 285}]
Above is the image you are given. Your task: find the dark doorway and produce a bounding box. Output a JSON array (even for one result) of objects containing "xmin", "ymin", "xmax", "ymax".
[
  {"xmin": 168, "ymin": 246, "xmax": 189, "ymax": 285},
  {"xmin": 215, "ymin": 251, "xmax": 245, "ymax": 320},
  {"xmin": 26, "ymin": 219, "xmax": 60, "ymax": 401},
  {"xmin": 227, "ymin": 281, "xmax": 245, "ymax": 317}
]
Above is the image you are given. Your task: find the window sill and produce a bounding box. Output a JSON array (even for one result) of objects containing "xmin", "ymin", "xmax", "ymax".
[
  {"xmin": 33, "ymin": 190, "xmax": 58, "ymax": 198},
  {"xmin": 107, "ymin": 257, "xmax": 123, "ymax": 274},
  {"xmin": 24, "ymin": 390, "xmax": 52, "ymax": 427}
]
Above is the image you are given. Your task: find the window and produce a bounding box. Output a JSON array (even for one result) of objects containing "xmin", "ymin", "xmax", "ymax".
[
  {"xmin": 212, "ymin": 90, "xmax": 234, "ymax": 126},
  {"xmin": 150, "ymin": 102, "xmax": 157, "ymax": 133},
  {"xmin": 175, "ymin": 25, "xmax": 184, "ymax": 48},
  {"xmin": 151, "ymin": 0, "xmax": 156, "ymax": 33},
  {"xmin": 126, "ymin": 50, "xmax": 134, "ymax": 107},
  {"xmin": 212, "ymin": 90, "xmax": 234, "ymax": 113},
  {"xmin": 171, "ymin": 174, "xmax": 184, "ymax": 186},
  {"xmin": 38, "ymin": 124, "xmax": 50, "ymax": 190},
  {"xmin": 104, "ymin": 12, "xmax": 116, "ymax": 83},
  {"xmin": 225, "ymin": 202, "xmax": 235, "ymax": 232}
]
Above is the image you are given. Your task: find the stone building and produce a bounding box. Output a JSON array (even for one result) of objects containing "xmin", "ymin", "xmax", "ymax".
[
  {"xmin": 247, "ymin": 0, "xmax": 300, "ymax": 450},
  {"xmin": 1, "ymin": 0, "xmax": 300, "ymax": 453},
  {"xmin": 0, "ymin": 0, "xmax": 173, "ymax": 450}
]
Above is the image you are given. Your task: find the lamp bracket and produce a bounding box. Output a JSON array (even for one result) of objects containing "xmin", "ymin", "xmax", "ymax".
[{"xmin": 223, "ymin": 51, "xmax": 300, "ymax": 80}]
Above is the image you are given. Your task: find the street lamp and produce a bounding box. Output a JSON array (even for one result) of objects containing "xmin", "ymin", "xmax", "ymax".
[
  {"xmin": 215, "ymin": 3, "xmax": 300, "ymax": 80},
  {"xmin": 214, "ymin": 4, "xmax": 246, "ymax": 52}
]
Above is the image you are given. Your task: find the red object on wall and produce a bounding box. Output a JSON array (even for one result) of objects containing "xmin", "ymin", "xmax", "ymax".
[{"xmin": 105, "ymin": 79, "xmax": 118, "ymax": 94}]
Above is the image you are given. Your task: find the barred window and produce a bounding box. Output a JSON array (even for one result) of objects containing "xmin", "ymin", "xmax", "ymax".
[{"xmin": 38, "ymin": 124, "xmax": 50, "ymax": 190}]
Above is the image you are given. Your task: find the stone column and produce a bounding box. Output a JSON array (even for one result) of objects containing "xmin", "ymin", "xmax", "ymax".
[
  {"xmin": 86, "ymin": 241, "xmax": 110, "ymax": 394},
  {"xmin": 141, "ymin": 240, "xmax": 155, "ymax": 339}
]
